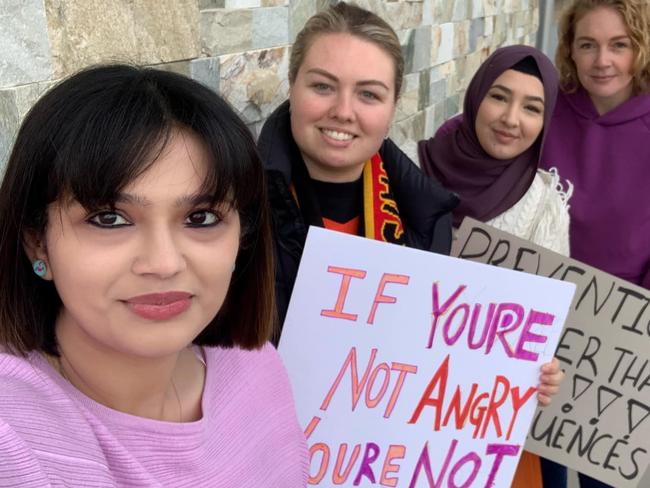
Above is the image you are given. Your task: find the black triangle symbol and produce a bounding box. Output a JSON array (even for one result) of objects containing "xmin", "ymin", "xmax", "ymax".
[
  {"xmin": 572, "ymin": 374, "xmax": 593, "ymax": 401},
  {"xmin": 628, "ymin": 399, "xmax": 650, "ymax": 434},
  {"xmin": 597, "ymin": 386, "xmax": 622, "ymax": 416}
]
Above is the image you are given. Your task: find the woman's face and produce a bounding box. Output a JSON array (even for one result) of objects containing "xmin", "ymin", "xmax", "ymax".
[
  {"xmin": 475, "ymin": 69, "xmax": 546, "ymax": 160},
  {"xmin": 571, "ymin": 6, "xmax": 635, "ymax": 113},
  {"xmin": 289, "ymin": 33, "xmax": 397, "ymax": 182},
  {"xmin": 35, "ymin": 129, "xmax": 240, "ymax": 359}
]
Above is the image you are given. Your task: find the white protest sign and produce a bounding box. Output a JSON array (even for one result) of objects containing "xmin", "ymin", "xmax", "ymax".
[{"xmin": 279, "ymin": 227, "xmax": 575, "ymax": 487}]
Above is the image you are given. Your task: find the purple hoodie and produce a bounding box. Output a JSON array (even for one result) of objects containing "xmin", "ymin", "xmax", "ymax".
[{"xmin": 540, "ymin": 87, "xmax": 650, "ymax": 288}]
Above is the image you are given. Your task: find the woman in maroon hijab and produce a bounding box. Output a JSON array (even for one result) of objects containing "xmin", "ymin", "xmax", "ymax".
[
  {"xmin": 418, "ymin": 45, "xmax": 571, "ymax": 488},
  {"xmin": 419, "ymin": 45, "xmax": 572, "ymax": 255}
]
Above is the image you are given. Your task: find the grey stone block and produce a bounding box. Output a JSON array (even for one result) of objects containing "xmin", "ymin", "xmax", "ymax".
[
  {"xmin": 0, "ymin": 0, "xmax": 52, "ymax": 86},
  {"xmin": 190, "ymin": 58, "xmax": 221, "ymax": 92},
  {"xmin": 395, "ymin": 72, "xmax": 420, "ymax": 122},
  {"xmin": 290, "ymin": 0, "xmax": 329, "ymax": 42},
  {"xmin": 422, "ymin": 0, "xmax": 433, "ymax": 25},
  {"xmin": 156, "ymin": 58, "xmax": 220, "ymax": 93},
  {"xmin": 494, "ymin": 13, "xmax": 507, "ymax": 44},
  {"xmin": 11, "ymin": 81, "xmax": 55, "ymax": 119},
  {"xmin": 454, "ymin": 20, "xmax": 470, "ymax": 57},
  {"xmin": 445, "ymin": 94, "xmax": 460, "ymax": 119},
  {"xmin": 452, "ymin": 0, "xmax": 468, "ymax": 21},
  {"xmin": 411, "ymin": 26, "xmax": 432, "ymax": 73},
  {"xmin": 0, "ymin": 90, "xmax": 19, "ymax": 174},
  {"xmin": 435, "ymin": 22, "xmax": 454, "ymax": 64},
  {"xmin": 432, "ymin": 0, "xmax": 454, "ymax": 23},
  {"xmin": 419, "ymin": 69, "xmax": 430, "ymax": 110},
  {"xmin": 384, "ymin": 0, "xmax": 423, "ymax": 31},
  {"xmin": 199, "ymin": 0, "xmax": 226, "ymax": 8},
  {"xmin": 429, "ymin": 78, "xmax": 447, "ymax": 104},
  {"xmin": 253, "ymin": 6, "xmax": 289, "ymax": 49},
  {"xmin": 219, "ymin": 47, "xmax": 289, "ymax": 123},
  {"xmin": 423, "ymin": 104, "xmax": 436, "ymax": 140},
  {"xmin": 201, "ymin": 8, "xmax": 253, "ymax": 56},
  {"xmin": 484, "ymin": 15, "xmax": 494, "ymax": 37},
  {"xmin": 225, "ymin": 0, "xmax": 261, "ymax": 7},
  {"xmin": 469, "ymin": 18, "xmax": 484, "ymax": 52},
  {"xmin": 388, "ymin": 111, "xmax": 425, "ymax": 162},
  {"xmin": 433, "ymin": 100, "xmax": 446, "ymax": 131},
  {"xmin": 470, "ymin": 0, "xmax": 485, "ymax": 18},
  {"xmin": 399, "ymin": 29, "xmax": 413, "ymax": 74},
  {"xmin": 429, "ymin": 63, "xmax": 449, "ymax": 83},
  {"xmin": 484, "ymin": 0, "xmax": 497, "ymax": 16},
  {"xmin": 247, "ymin": 119, "xmax": 265, "ymax": 140},
  {"xmin": 0, "ymin": 81, "xmax": 56, "ymax": 173}
]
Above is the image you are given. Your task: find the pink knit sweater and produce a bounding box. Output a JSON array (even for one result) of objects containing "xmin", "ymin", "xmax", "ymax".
[{"xmin": 0, "ymin": 343, "xmax": 308, "ymax": 487}]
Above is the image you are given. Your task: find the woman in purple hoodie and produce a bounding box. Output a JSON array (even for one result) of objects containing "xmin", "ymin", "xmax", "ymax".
[
  {"xmin": 540, "ymin": 2, "xmax": 650, "ymax": 487},
  {"xmin": 541, "ymin": 0, "xmax": 650, "ymax": 289}
]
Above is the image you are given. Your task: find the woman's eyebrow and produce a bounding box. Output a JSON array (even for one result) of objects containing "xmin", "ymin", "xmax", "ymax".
[
  {"xmin": 491, "ymin": 84, "xmax": 544, "ymax": 104},
  {"xmin": 357, "ymin": 80, "xmax": 390, "ymax": 91},
  {"xmin": 115, "ymin": 193, "xmax": 151, "ymax": 207},
  {"xmin": 491, "ymin": 84, "xmax": 512, "ymax": 95},
  {"xmin": 575, "ymin": 35, "xmax": 630, "ymax": 42},
  {"xmin": 306, "ymin": 68, "xmax": 338, "ymax": 81},
  {"xmin": 306, "ymin": 68, "xmax": 389, "ymax": 91},
  {"xmin": 528, "ymin": 98, "xmax": 544, "ymax": 105},
  {"xmin": 115, "ymin": 193, "xmax": 218, "ymax": 207},
  {"xmin": 176, "ymin": 193, "xmax": 217, "ymax": 207}
]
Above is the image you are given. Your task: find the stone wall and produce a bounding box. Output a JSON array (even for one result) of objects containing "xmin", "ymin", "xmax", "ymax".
[{"xmin": 0, "ymin": 0, "xmax": 539, "ymax": 170}]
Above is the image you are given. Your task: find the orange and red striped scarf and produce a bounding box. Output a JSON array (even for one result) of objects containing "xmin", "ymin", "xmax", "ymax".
[{"xmin": 362, "ymin": 153, "xmax": 405, "ymax": 245}]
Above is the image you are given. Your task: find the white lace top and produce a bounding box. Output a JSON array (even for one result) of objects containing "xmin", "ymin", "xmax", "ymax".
[{"xmin": 485, "ymin": 168, "xmax": 573, "ymax": 256}]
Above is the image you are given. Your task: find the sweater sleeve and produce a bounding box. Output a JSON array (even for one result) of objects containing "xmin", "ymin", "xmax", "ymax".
[
  {"xmin": 530, "ymin": 169, "xmax": 573, "ymax": 256},
  {"xmin": 257, "ymin": 344, "xmax": 309, "ymax": 486},
  {"xmin": 532, "ymin": 207, "xmax": 570, "ymax": 256},
  {"xmin": 0, "ymin": 420, "xmax": 52, "ymax": 488}
]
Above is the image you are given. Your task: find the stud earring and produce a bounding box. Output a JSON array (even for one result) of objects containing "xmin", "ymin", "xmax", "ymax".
[{"xmin": 32, "ymin": 259, "xmax": 47, "ymax": 278}]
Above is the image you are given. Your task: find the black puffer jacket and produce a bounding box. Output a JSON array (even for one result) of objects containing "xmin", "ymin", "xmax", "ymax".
[{"xmin": 258, "ymin": 101, "xmax": 459, "ymax": 338}]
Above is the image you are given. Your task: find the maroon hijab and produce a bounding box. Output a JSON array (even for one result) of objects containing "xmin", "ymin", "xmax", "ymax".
[{"xmin": 418, "ymin": 45, "xmax": 559, "ymax": 226}]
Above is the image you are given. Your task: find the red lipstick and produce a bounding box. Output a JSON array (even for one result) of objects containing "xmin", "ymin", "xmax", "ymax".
[{"xmin": 125, "ymin": 292, "xmax": 192, "ymax": 320}]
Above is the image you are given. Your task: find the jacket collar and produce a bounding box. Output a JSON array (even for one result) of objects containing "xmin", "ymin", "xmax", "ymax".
[{"xmin": 257, "ymin": 100, "xmax": 296, "ymax": 183}]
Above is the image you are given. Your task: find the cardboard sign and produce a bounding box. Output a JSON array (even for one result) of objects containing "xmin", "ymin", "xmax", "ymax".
[
  {"xmin": 279, "ymin": 227, "xmax": 575, "ymax": 487},
  {"xmin": 452, "ymin": 218, "xmax": 650, "ymax": 487}
]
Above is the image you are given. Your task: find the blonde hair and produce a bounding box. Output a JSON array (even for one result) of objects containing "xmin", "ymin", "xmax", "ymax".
[
  {"xmin": 556, "ymin": 0, "xmax": 650, "ymax": 94},
  {"xmin": 289, "ymin": 2, "xmax": 404, "ymax": 100}
]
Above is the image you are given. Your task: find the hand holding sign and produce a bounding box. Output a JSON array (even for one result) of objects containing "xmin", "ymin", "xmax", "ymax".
[{"xmin": 537, "ymin": 358, "xmax": 565, "ymax": 406}]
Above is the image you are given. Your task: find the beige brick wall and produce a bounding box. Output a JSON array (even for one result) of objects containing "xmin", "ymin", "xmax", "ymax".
[{"xmin": 0, "ymin": 0, "xmax": 540, "ymax": 170}]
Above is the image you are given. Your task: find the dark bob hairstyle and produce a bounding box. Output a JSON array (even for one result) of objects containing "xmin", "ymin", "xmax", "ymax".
[{"xmin": 0, "ymin": 65, "xmax": 274, "ymax": 355}]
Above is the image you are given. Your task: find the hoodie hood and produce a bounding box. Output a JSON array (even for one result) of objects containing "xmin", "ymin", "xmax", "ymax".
[{"xmin": 563, "ymin": 86, "xmax": 650, "ymax": 126}]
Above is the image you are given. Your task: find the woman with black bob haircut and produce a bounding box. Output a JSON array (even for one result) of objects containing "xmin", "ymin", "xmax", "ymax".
[{"xmin": 0, "ymin": 65, "xmax": 307, "ymax": 486}]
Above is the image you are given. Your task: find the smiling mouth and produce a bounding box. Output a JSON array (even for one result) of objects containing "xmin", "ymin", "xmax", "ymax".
[{"xmin": 320, "ymin": 128, "xmax": 355, "ymax": 141}]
